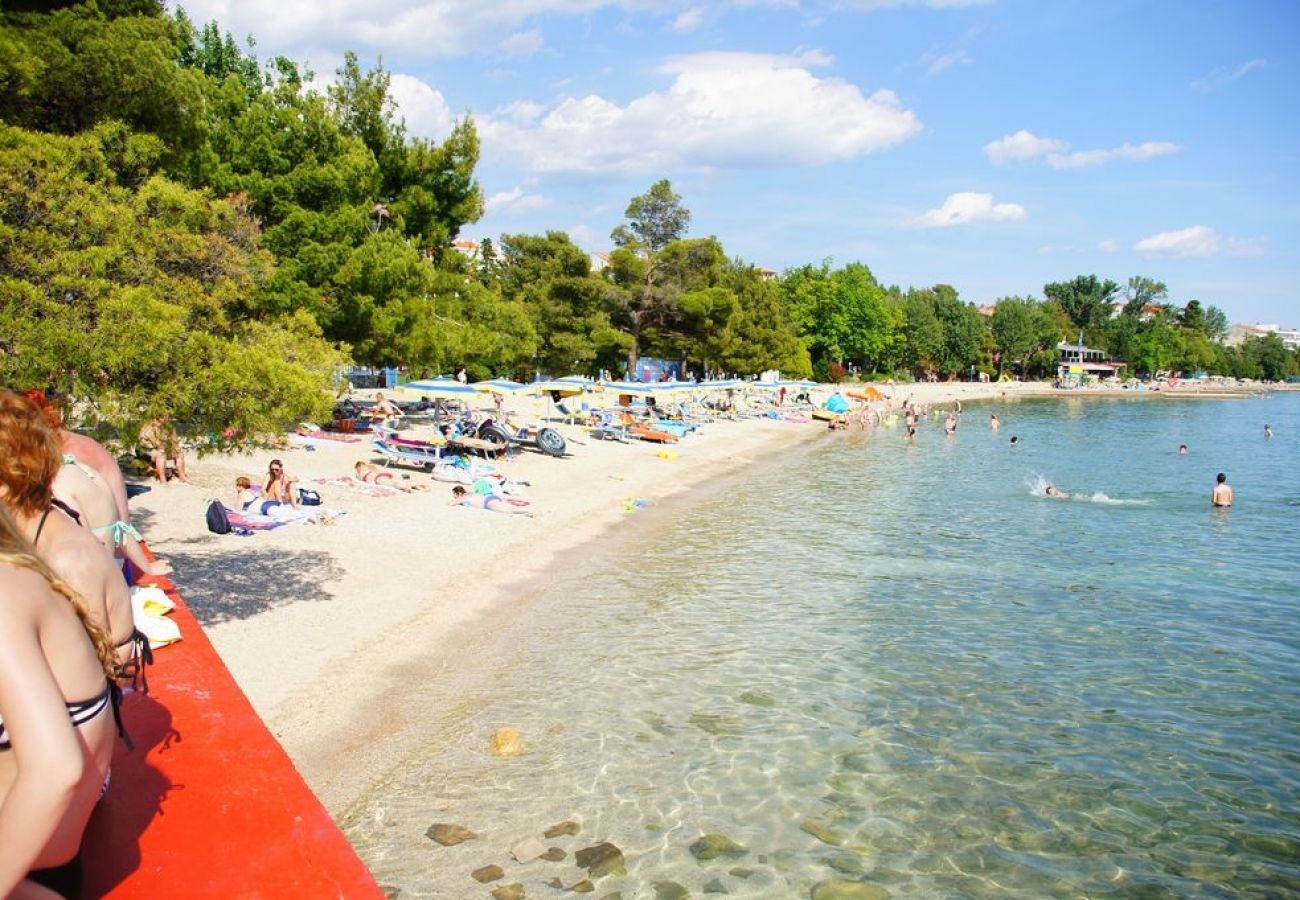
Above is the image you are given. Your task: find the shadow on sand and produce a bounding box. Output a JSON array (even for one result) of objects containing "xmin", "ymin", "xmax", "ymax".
[{"xmin": 163, "ymin": 545, "xmax": 346, "ymax": 626}]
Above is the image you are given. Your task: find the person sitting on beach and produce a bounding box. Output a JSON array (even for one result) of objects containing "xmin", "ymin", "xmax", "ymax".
[
  {"xmin": 234, "ymin": 476, "xmax": 283, "ymax": 516},
  {"xmin": 0, "ymin": 505, "xmax": 120, "ymax": 899},
  {"xmin": 0, "ymin": 391, "xmax": 142, "ymax": 676},
  {"xmin": 1212, "ymin": 472, "xmax": 1233, "ymax": 507},
  {"xmin": 1045, "ymin": 485, "xmax": 1070, "ymax": 499},
  {"xmin": 264, "ymin": 459, "xmax": 298, "ymax": 508},
  {"xmin": 139, "ymin": 413, "xmax": 187, "ymax": 483},
  {"xmin": 449, "ymin": 485, "xmax": 532, "ymax": 516},
  {"xmin": 371, "ymin": 393, "xmax": 403, "ymax": 424}
]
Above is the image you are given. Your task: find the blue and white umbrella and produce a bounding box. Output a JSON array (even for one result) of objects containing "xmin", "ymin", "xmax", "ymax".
[{"xmin": 401, "ymin": 379, "xmax": 482, "ymax": 400}]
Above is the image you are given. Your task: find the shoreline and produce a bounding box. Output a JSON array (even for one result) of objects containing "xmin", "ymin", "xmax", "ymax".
[{"xmin": 131, "ymin": 379, "xmax": 1283, "ymax": 815}]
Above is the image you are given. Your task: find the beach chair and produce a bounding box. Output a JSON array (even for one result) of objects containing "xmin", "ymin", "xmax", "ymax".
[{"xmin": 372, "ymin": 438, "xmax": 444, "ymax": 471}]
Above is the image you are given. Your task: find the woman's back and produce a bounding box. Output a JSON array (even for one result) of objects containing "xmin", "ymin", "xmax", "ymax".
[{"xmin": 0, "ymin": 563, "xmax": 115, "ymax": 878}]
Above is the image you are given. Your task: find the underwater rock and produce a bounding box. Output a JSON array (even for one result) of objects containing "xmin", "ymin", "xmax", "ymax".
[
  {"xmin": 800, "ymin": 821, "xmax": 848, "ymax": 847},
  {"xmin": 703, "ymin": 878, "xmax": 729, "ymax": 894},
  {"xmin": 810, "ymin": 879, "xmax": 890, "ymax": 900},
  {"xmin": 687, "ymin": 713, "xmax": 741, "ymax": 735},
  {"xmin": 737, "ymin": 690, "xmax": 776, "ymax": 707},
  {"xmin": 472, "ymin": 865, "xmax": 505, "ymax": 883},
  {"xmin": 490, "ymin": 885, "xmax": 525, "ymax": 900},
  {"xmin": 544, "ymin": 820, "xmax": 582, "ymax": 838},
  {"xmin": 728, "ymin": 867, "xmax": 755, "ymax": 879},
  {"xmin": 541, "ymin": 847, "xmax": 567, "ymax": 862},
  {"xmin": 511, "ymin": 837, "xmax": 547, "ymax": 863},
  {"xmin": 826, "ymin": 853, "xmax": 866, "ymax": 876},
  {"xmin": 653, "ymin": 881, "xmax": 689, "ymax": 899},
  {"xmin": 689, "ymin": 833, "xmax": 749, "ymax": 861},
  {"xmin": 838, "ymin": 753, "xmax": 874, "ymax": 773},
  {"xmin": 574, "ymin": 842, "xmax": 626, "ymax": 878},
  {"xmin": 570, "ymin": 879, "xmax": 595, "ymax": 893},
  {"xmin": 491, "ymin": 727, "xmax": 523, "ymax": 756},
  {"xmin": 425, "ymin": 823, "xmax": 477, "ymax": 846}
]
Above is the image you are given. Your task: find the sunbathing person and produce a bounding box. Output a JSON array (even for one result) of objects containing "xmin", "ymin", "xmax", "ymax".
[
  {"xmin": 234, "ymin": 476, "xmax": 284, "ymax": 515},
  {"xmin": 0, "ymin": 391, "xmax": 142, "ymax": 678},
  {"xmin": 354, "ymin": 461, "xmax": 397, "ymax": 485},
  {"xmin": 0, "ymin": 505, "xmax": 120, "ymax": 899},
  {"xmin": 264, "ymin": 459, "xmax": 298, "ymax": 507},
  {"xmin": 449, "ymin": 485, "xmax": 533, "ymax": 516}
]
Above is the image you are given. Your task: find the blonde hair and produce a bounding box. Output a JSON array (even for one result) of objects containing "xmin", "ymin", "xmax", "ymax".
[{"xmin": 0, "ymin": 504, "xmax": 117, "ymax": 680}]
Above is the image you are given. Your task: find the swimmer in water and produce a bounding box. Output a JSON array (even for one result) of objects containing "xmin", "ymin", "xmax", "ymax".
[
  {"xmin": 1264, "ymin": 424, "xmax": 1273, "ymax": 439},
  {"xmin": 990, "ymin": 414, "xmax": 1000, "ymax": 431},
  {"xmin": 1212, "ymin": 472, "xmax": 1233, "ymax": 507},
  {"xmin": 1045, "ymin": 485, "xmax": 1070, "ymax": 499},
  {"xmin": 1009, "ymin": 435, "xmax": 1019, "ymax": 445},
  {"xmin": 1178, "ymin": 444, "xmax": 1189, "ymax": 455}
]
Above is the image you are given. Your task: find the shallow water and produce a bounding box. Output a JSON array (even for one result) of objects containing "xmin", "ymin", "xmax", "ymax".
[{"xmin": 343, "ymin": 393, "xmax": 1300, "ymax": 898}]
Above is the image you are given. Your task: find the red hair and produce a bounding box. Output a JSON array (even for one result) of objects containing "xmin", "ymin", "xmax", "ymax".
[
  {"xmin": 20, "ymin": 389, "xmax": 64, "ymax": 430},
  {"xmin": 0, "ymin": 390, "xmax": 61, "ymax": 516}
]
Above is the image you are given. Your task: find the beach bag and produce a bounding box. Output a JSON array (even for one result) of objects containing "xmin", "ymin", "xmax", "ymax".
[
  {"xmin": 297, "ymin": 488, "xmax": 322, "ymax": 506},
  {"xmin": 205, "ymin": 499, "xmax": 232, "ymax": 534}
]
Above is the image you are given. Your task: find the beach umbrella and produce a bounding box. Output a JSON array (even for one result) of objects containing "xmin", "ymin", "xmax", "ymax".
[
  {"xmin": 472, "ymin": 379, "xmax": 529, "ymax": 395},
  {"xmin": 526, "ymin": 380, "xmax": 589, "ymax": 397},
  {"xmin": 400, "ymin": 380, "xmax": 482, "ymax": 400},
  {"xmin": 599, "ymin": 381, "xmax": 662, "ymax": 397}
]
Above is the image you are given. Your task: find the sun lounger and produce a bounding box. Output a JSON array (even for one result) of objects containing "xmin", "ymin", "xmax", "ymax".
[{"xmin": 372, "ymin": 438, "xmax": 444, "ymax": 470}]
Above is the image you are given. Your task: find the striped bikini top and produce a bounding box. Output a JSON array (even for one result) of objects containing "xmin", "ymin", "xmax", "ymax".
[{"xmin": 0, "ymin": 683, "xmax": 112, "ymax": 751}]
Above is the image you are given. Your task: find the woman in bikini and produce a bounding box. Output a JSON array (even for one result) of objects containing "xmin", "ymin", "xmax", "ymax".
[
  {"xmin": 53, "ymin": 455, "xmax": 172, "ymax": 577},
  {"xmin": 449, "ymin": 485, "xmax": 533, "ymax": 516},
  {"xmin": 0, "ymin": 392, "xmax": 139, "ymax": 676},
  {"xmin": 264, "ymin": 459, "xmax": 298, "ymax": 507},
  {"xmin": 354, "ymin": 461, "xmax": 397, "ymax": 486},
  {"xmin": 0, "ymin": 505, "xmax": 120, "ymax": 898}
]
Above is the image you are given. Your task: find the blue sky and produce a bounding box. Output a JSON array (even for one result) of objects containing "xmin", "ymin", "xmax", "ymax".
[{"xmin": 177, "ymin": 1, "xmax": 1298, "ymax": 326}]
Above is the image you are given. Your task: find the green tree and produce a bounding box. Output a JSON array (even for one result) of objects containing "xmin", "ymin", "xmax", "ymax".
[
  {"xmin": 1044, "ymin": 274, "xmax": 1120, "ymax": 337},
  {"xmin": 990, "ymin": 296, "xmax": 1042, "ymax": 378},
  {"xmin": 610, "ymin": 179, "xmax": 690, "ymax": 252},
  {"xmin": 0, "ymin": 123, "xmax": 342, "ymax": 448}
]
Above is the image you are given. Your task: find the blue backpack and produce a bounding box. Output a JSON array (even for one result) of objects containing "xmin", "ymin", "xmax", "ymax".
[{"xmin": 205, "ymin": 500, "xmax": 231, "ymax": 534}]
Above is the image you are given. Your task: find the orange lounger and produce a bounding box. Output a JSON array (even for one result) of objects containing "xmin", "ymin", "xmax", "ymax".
[
  {"xmin": 629, "ymin": 423, "xmax": 679, "ymax": 443},
  {"xmin": 81, "ymin": 566, "xmax": 382, "ymax": 898}
]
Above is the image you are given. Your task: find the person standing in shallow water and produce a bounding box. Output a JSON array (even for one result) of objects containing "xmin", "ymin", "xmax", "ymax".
[
  {"xmin": 1264, "ymin": 424, "xmax": 1273, "ymax": 439},
  {"xmin": 1212, "ymin": 472, "xmax": 1233, "ymax": 507}
]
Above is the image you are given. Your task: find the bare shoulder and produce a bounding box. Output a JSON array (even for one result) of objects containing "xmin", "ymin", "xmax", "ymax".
[{"xmin": 0, "ymin": 564, "xmax": 51, "ymax": 618}]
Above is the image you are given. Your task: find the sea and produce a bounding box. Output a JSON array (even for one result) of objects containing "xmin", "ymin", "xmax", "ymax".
[{"xmin": 342, "ymin": 392, "xmax": 1300, "ymax": 898}]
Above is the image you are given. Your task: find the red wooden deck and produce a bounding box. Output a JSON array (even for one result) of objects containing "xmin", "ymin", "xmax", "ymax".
[{"xmin": 80, "ymin": 572, "xmax": 382, "ymax": 898}]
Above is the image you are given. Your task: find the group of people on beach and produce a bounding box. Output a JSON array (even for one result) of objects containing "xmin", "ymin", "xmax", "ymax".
[{"xmin": 0, "ymin": 388, "xmax": 160, "ymax": 897}]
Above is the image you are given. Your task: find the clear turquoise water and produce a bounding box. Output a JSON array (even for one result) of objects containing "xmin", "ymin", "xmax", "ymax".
[{"xmin": 344, "ymin": 393, "xmax": 1300, "ymax": 898}]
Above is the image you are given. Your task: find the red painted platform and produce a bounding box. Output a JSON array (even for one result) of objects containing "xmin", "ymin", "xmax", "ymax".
[{"xmin": 80, "ymin": 571, "xmax": 382, "ymax": 898}]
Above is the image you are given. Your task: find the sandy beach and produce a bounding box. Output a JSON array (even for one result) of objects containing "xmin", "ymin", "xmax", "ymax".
[{"xmin": 129, "ymin": 377, "xmax": 1269, "ymax": 815}]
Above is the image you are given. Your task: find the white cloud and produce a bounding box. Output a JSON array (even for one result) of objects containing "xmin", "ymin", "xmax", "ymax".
[
  {"xmin": 921, "ymin": 48, "xmax": 972, "ymax": 76},
  {"xmin": 485, "ymin": 186, "xmax": 549, "ymax": 215},
  {"xmin": 1192, "ymin": 58, "xmax": 1266, "ymax": 93},
  {"xmin": 984, "ymin": 129, "xmax": 1068, "ymax": 164},
  {"xmin": 673, "ymin": 8, "xmax": 705, "ymax": 32},
  {"xmin": 914, "ymin": 192, "xmax": 1027, "ymax": 228},
  {"xmin": 387, "ymin": 73, "xmax": 455, "ymax": 139},
  {"xmin": 839, "ymin": 0, "xmax": 991, "ymax": 8},
  {"xmin": 985, "ymin": 130, "xmax": 1179, "ymax": 168},
  {"xmin": 1047, "ymin": 141, "xmax": 1180, "ymax": 169},
  {"xmin": 1226, "ymin": 236, "xmax": 1269, "ymax": 257},
  {"xmin": 498, "ymin": 29, "xmax": 544, "ymax": 59},
  {"xmin": 1134, "ymin": 225, "xmax": 1219, "ymax": 257},
  {"xmin": 1097, "ymin": 238, "xmax": 1118, "ymax": 253},
  {"xmin": 479, "ymin": 50, "xmax": 921, "ymax": 174}
]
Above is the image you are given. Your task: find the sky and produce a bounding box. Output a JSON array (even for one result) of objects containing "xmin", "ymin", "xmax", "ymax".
[{"xmin": 174, "ymin": 0, "xmax": 1299, "ymax": 326}]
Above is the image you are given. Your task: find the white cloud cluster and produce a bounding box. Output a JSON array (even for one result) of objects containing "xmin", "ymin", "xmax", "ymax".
[
  {"xmin": 985, "ymin": 130, "xmax": 1179, "ymax": 169},
  {"xmin": 479, "ymin": 51, "xmax": 922, "ymax": 174},
  {"xmin": 485, "ymin": 186, "xmax": 550, "ymax": 215},
  {"xmin": 915, "ymin": 192, "xmax": 1026, "ymax": 228},
  {"xmin": 1134, "ymin": 226, "xmax": 1270, "ymax": 259},
  {"xmin": 387, "ymin": 73, "xmax": 455, "ymax": 139},
  {"xmin": 921, "ymin": 48, "xmax": 972, "ymax": 76}
]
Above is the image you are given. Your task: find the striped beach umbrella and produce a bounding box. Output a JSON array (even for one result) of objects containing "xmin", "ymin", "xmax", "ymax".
[{"xmin": 400, "ymin": 379, "xmax": 482, "ymax": 400}]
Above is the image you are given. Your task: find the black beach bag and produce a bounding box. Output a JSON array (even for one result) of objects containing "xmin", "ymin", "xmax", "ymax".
[
  {"xmin": 297, "ymin": 488, "xmax": 322, "ymax": 506},
  {"xmin": 205, "ymin": 499, "xmax": 232, "ymax": 534}
]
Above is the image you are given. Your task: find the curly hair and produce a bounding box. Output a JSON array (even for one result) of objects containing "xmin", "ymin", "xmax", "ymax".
[
  {"xmin": 20, "ymin": 388, "xmax": 64, "ymax": 430},
  {"xmin": 0, "ymin": 504, "xmax": 117, "ymax": 680},
  {"xmin": 0, "ymin": 389, "xmax": 61, "ymax": 517}
]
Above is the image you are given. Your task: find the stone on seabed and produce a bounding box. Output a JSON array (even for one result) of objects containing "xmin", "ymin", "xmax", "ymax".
[
  {"xmin": 544, "ymin": 820, "xmax": 582, "ymax": 838},
  {"xmin": 574, "ymin": 842, "xmax": 627, "ymax": 878},
  {"xmin": 511, "ymin": 836, "xmax": 547, "ymax": 863},
  {"xmin": 491, "ymin": 726, "xmax": 523, "ymax": 756},
  {"xmin": 810, "ymin": 879, "xmax": 891, "ymax": 900},
  {"xmin": 653, "ymin": 881, "xmax": 689, "ymax": 899},
  {"xmin": 689, "ymin": 833, "xmax": 749, "ymax": 861},
  {"xmin": 425, "ymin": 823, "xmax": 477, "ymax": 846},
  {"xmin": 491, "ymin": 884, "xmax": 525, "ymax": 900},
  {"xmin": 472, "ymin": 864, "xmax": 505, "ymax": 883}
]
